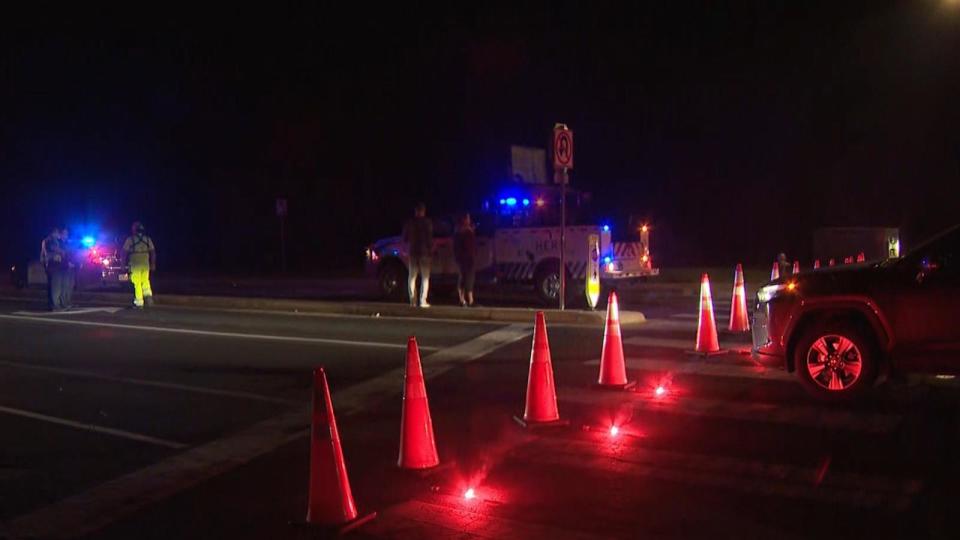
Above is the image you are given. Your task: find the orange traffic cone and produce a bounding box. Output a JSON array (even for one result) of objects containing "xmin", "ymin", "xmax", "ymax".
[
  {"xmin": 728, "ymin": 264, "xmax": 750, "ymax": 333},
  {"xmin": 691, "ymin": 273, "xmax": 723, "ymax": 355},
  {"xmin": 829, "ymin": 258, "xmax": 836, "ymax": 267},
  {"xmin": 514, "ymin": 312, "xmax": 567, "ymax": 428},
  {"xmin": 792, "ymin": 261, "xmax": 800, "ymax": 275},
  {"xmin": 856, "ymin": 252, "xmax": 865, "ymax": 263},
  {"xmin": 398, "ymin": 337, "xmax": 439, "ymax": 470},
  {"xmin": 814, "ymin": 259, "xmax": 821, "ymax": 269},
  {"xmin": 770, "ymin": 262, "xmax": 780, "ymax": 281},
  {"xmin": 844, "ymin": 256, "xmax": 853, "ymax": 264},
  {"xmin": 304, "ymin": 368, "xmax": 375, "ymax": 531},
  {"xmin": 596, "ymin": 291, "xmax": 635, "ymax": 390}
]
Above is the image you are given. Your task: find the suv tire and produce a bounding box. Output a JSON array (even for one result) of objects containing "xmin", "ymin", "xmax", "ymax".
[
  {"xmin": 378, "ymin": 260, "xmax": 408, "ymax": 301},
  {"xmin": 793, "ymin": 319, "xmax": 878, "ymax": 402}
]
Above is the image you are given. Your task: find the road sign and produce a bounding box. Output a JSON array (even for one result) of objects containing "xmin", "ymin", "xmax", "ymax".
[{"xmin": 553, "ymin": 124, "xmax": 574, "ymax": 170}]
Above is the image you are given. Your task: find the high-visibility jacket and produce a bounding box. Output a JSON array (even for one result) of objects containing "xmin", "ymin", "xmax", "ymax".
[{"xmin": 123, "ymin": 234, "xmax": 155, "ymax": 267}]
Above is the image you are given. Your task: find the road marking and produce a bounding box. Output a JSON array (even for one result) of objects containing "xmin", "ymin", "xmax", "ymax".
[
  {"xmin": 0, "ymin": 313, "xmax": 437, "ymax": 351},
  {"xmin": 561, "ymin": 386, "xmax": 902, "ymax": 433},
  {"xmin": 365, "ymin": 498, "xmax": 609, "ymax": 540},
  {"xmin": 0, "ymin": 405, "xmax": 188, "ymax": 450},
  {"xmin": 0, "ymin": 360, "xmax": 299, "ymax": 407},
  {"xmin": 514, "ymin": 438, "xmax": 920, "ymax": 510},
  {"xmin": 3, "ymin": 323, "xmax": 531, "ymax": 540},
  {"xmin": 163, "ymin": 304, "xmax": 513, "ymax": 326},
  {"xmin": 583, "ymin": 356, "xmax": 792, "ymax": 381},
  {"xmin": 11, "ymin": 307, "xmax": 125, "ymax": 316}
]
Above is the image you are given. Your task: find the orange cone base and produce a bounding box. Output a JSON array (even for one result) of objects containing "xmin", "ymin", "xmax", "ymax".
[
  {"xmin": 684, "ymin": 348, "xmax": 727, "ymax": 357},
  {"xmin": 591, "ymin": 380, "xmax": 637, "ymax": 391},
  {"xmin": 512, "ymin": 415, "xmax": 570, "ymax": 429},
  {"xmin": 290, "ymin": 511, "xmax": 377, "ymax": 536}
]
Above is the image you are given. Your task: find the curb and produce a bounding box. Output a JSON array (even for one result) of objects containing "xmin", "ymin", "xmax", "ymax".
[{"xmin": 0, "ymin": 289, "xmax": 645, "ymax": 326}]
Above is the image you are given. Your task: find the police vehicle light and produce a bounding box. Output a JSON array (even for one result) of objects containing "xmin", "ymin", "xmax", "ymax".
[
  {"xmin": 535, "ymin": 198, "xmax": 545, "ymax": 207},
  {"xmin": 607, "ymin": 262, "xmax": 616, "ymax": 273},
  {"xmin": 522, "ymin": 198, "xmax": 530, "ymax": 206},
  {"xmin": 602, "ymin": 225, "xmax": 610, "ymax": 232},
  {"xmin": 81, "ymin": 236, "xmax": 95, "ymax": 248},
  {"xmin": 506, "ymin": 197, "xmax": 517, "ymax": 206},
  {"xmin": 641, "ymin": 225, "xmax": 649, "ymax": 233},
  {"xmin": 499, "ymin": 198, "xmax": 506, "ymax": 205},
  {"xmin": 603, "ymin": 256, "xmax": 612, "ymax": 265}
]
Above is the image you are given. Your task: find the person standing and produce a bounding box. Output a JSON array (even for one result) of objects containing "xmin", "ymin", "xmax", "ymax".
[
  {"xmin": 402, "ymin": 203, "xmax": 433, "ymax": 307},
  {"xmin": 59, "ymin": 226, "xmax": 77, "ymax": 309},
  {"xmin": 777, "ymin": 252, "xmax": 790, "ymax": 280},
  {"xmin": 122, "ymin": 221, "xmax": 156, "ymax": 308},
  {"xmin": 454, "ymin": 213, "xmax": 477, "ymax": 307},
  {"xmin": 40, "ymin": 226, "xmax": 66, "ymax": 311}
]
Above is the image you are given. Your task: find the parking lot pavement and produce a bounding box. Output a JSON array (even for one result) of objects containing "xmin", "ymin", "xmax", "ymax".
[{"xmin": 2, "ymin": 296, "xmax": 959, "ymax": 539}]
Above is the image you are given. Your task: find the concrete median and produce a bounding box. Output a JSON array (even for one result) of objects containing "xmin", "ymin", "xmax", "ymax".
[{"xmin": 0, "ymin": 287, "xmax": 645, "ymax": 326}]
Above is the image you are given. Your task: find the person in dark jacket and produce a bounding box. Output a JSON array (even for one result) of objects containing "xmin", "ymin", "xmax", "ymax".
[
  {"xmin": 454, "ymin": 213, "xmax": 477, "ymax": 307},
  {"xmin": 40, "ymin": 226, "xmax": 66, "ymax": 311},
  {"xmin": 402, "ymin": 203, "xmax": 433, "ymax": 307}
]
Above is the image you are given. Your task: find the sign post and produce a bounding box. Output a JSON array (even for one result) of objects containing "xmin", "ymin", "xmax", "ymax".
[
  {"xmin": 553, "ymin": 124, "xmax": 574, "ymax": 310},
  {"xmin": 276, "ymin": 197, "xmax": 288, "ymax": 273}
]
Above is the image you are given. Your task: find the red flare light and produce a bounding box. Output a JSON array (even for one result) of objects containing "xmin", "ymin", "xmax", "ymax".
[
  {"xmin": 609, "ymin": 426, "xmax": 619, "ymax": 437},
  {"xmin": 654, "ymin": 385, "xmax": 667, "ymax": 397},
  {"xmin": 464, "ymin": 488, "xmax": 476, "ymax": 500}
]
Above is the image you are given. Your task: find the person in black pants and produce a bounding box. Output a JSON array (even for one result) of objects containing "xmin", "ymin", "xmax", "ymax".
[{"xmin": 454, "ymin": 213, "xmax": 477, "ymax": 307}]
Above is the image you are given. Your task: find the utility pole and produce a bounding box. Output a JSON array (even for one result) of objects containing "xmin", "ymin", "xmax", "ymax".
[{"xmin": 553, "ymin": 124, "xmax": 574, "ymax": 310}]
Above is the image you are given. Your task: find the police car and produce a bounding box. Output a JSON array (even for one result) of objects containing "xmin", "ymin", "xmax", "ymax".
[
  {"xmin": 365, "ymin": 186, "xmax": 658, "ymax": 305},
  {"xmin": 10, "ymin": 233, "xmax": 129, "ymax": 290}
]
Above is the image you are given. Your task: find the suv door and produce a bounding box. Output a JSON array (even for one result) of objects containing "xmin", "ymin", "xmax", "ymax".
[{"xmin": 890, "ymin": 226, "xmax": 960, "ymax": 373}]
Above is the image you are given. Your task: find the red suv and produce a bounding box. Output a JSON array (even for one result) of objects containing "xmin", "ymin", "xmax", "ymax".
[{"xmin": 752, "ymin": 225, "xmax": 960, "ymax": 400}]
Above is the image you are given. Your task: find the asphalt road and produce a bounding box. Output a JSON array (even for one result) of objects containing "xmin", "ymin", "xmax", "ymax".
[{"xmin": 0, "ymin": 294, "xmax": 958, "ymax": 539}]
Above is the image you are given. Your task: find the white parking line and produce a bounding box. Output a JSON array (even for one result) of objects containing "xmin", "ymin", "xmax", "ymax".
[
  {"xmin": 0, "ymin": 360, "xmax": 299, "ymax": 407},
  {"xmin": 0, "ymin": 405, "xmax": 187, "ymax": 449},
  {"xmin": 12, "ymin": 307, "xmax": 125, "ymax": 316},
  {"xmin": 0, "ymin": 313, "xmax": 437, "ymax": 351},
  {"xmin": 4, "ymin": 323, "xmax": 532, "ymax": 540}
]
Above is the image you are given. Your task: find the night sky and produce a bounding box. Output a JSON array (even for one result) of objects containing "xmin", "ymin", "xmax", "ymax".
[{"xmin": 2, "ymin": 3, "xmax": 958, "ymax": 273}]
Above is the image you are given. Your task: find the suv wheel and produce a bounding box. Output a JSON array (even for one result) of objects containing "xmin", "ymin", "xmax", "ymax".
[{"xmin": 794, "ymin": 320, "xmax": 878, "ymax": 401}]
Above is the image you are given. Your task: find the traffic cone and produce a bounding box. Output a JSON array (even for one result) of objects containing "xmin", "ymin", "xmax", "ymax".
[
  {"xmin": 829, "ymin": 258, "xmax": 836, "ymax": 267},
  {"xmin": 690, "ymin": 273, "xmax": 723, "ymax": 355},
  {"xmin": 514, "ymin": 312, "xmax": 567, "ymax": 428},
  {"xmin": 398, "ymin": 337, "xmax": 439, "ymax": 470},
  {"xmin": 792, "ymin": 261, "xmax": 800, "ymax": 275},
  {"xmin": 303, "ymin": 368, "xmax": 376, "ymax": 532},
  {"xmin": 814, "ymin": 259, "xmax": 821, "ymax": 269},
  {"xmin": 595, "ymin": 291, "xmax": 636, "ymax": 390},
  {"xmin": 728, "ymin": 264, "xmax": 750, "ymax": 333},
  {"xmin": 770, "ymin": 262, "xmax": 780, "ymax": 281},
  {"xmin": 856, "ymin": 252, "xmax": 865, "ymax": 263},
  {"xmin": 844, "ymin": 256, "xmax": 853, "ymax": 264}
]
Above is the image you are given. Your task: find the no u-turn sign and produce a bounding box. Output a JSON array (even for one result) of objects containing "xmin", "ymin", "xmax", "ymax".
[{"xmin": 553, "ymin": 124, "xmax": 573, "ymax": 170}]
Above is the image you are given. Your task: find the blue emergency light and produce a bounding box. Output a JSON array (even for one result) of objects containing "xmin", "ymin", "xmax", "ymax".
[
  {"xmin": 602, "ymin": 225, "xmax": 610, "ymax": 232},
  {"xmin": 522, "ymin": 198, "xmax": 530, "ymax": 206},
  {"xmin": 603, "ymin": 256, "xmax": 612, "ymax": 264},
  {"xmin": 81, "ymin": 236, "xmax": 96, "ymax": 248},
  {"xmin": 506, "ymin": 197, "xmax": 517, "ymax": 206}
]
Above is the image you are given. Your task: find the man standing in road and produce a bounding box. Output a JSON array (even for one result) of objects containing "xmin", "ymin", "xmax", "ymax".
[
  {"xmin": 122, "ymin": 221, "xmax": 156, "ymax": 308},
  {"xmin": 40, "ymin": 226, "xmax": 66, "ymax": 311},
  {"xmin": 402, "ymin": 203, "xmax": 433, "ymax": 307},
  {"xmin": 59, "ymin": 226, "xmax": 77, "ymax": 309}
]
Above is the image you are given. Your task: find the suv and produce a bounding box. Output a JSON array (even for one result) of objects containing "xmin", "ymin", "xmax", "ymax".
[{"xmin": 752, "ymin": 224, "xmax": 960, "ymax": 401}]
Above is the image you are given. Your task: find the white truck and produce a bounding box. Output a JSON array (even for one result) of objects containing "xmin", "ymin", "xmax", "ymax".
[{"xmin": 365, "ymin": 187, "xmax": 658, "ymax": 305}]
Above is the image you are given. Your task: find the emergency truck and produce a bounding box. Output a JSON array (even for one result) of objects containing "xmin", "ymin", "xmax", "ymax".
[{"xmin": 365, "ymin": 186, "xmax": 658, "ymax": 306}]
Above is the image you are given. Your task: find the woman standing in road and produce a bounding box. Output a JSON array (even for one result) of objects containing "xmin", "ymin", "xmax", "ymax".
[{"xmin": 454, "ymin": 213, "xmax": 477, "ymax": 307}]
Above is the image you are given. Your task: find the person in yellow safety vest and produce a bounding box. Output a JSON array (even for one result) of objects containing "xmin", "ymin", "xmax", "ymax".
[{"xmin": 122, "ymin": 221, "xmax": 156, "ymax": 308}]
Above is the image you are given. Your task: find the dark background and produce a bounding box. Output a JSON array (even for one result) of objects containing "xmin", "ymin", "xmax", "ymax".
[{"xmin": 2, "ymin": 2, "xmax": 958, "ymax": 274}]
